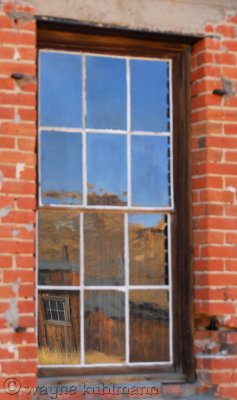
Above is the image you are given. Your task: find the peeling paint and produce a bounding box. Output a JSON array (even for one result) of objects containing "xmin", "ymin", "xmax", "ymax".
[
  {"xmin": 16, "ymin": 162, "xmax": 25, "ymax": 179},
  {"xmin": 4, "ymin": 280, "xmax": 20, "ymax": 330},
  {"xmin": 227, "ymin": 186, "xmax": 236, "ymax": 193},
  {"xmin": 14, "ymin": 112, "xmax": 21, "ymax": 124},
  {"xmin": 0, "ymin": 206, "xmax": 11, "ymax": 218},
  {"xmin": 13, "ymin": 48, "xmax": 20, "ymax": 61},
  {"xmin": 24, "ymin": 223, "xmax": 34, "ymax": 231}
]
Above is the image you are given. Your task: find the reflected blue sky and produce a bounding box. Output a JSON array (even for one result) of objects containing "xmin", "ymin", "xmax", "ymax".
[
  {"xmin": 40, "ymin": 131, "xmax": 82, "ymax": 205},
  {"xmin": 87, "ymin": 133, "xmax": 127, "ymax": 205},
  {"xmin": 131, "ymin": 60, "xmax": 169, "ymax": 132},
  {"xmin": 129, "ymin": 213, "xmax": 163, "ymax": 228},
  {"xmin": 131, "ymin": 136, "xmax": 170, "ymax": 207},
  {"xmin": 86, "ymin": 56, "xmax": 126, "ymax": 129},
  {"xmin": 40, "ymin": 51, "xmax": 82, "ymax": 128}
]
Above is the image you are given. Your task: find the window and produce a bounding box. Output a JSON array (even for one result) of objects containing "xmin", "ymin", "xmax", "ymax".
[
  {"xmin": 37, "ymin": 22, "xmax": 194, "ymax": 381},
  {"xmin": 42, "ymin": 295, "xmax": 71, "ymax": 325}
]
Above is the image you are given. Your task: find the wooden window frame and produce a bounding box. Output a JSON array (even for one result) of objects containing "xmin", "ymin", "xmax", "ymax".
[{"xmin": 37, "ymin": 19, "xmax": 196, "ymax": 383}]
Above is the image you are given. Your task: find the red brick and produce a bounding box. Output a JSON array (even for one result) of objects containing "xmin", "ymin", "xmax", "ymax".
[
  {"xmin": 0, "ymin": 164, "xmax": 16, "ymax": 178},
  {"xmin": 18, "ymin": 109, "xmax": 36, "ymax": 122},
  {"xmin": 0, "ymin": 241, "xmax": 34, "ymax": 255},
  {"xmin": 18, "ymin": 138, "xmax": 36, "ymax": 151},
  {"xmin": 223, "ymin": 40, "xmax": 237, "ymax": 52},
  {"xmin": 0, "ymin": 136, "xmax": 15, "ymax": 148},
  {"xmin": 218, "ymin": 387, "xmax": 237, "ymax": 399},
  {"xmin": 192, "ymin": 38, "xmax": 221, "ymax": 54},
  {"xmin": 225, "ymin": 151, "xmax": 237, "ymax": 162},
  {"xmin": 0, "ymin": 255, "xmax": 13, "ymax": 268},
  {"xmin": 0, "ymin": 93, "xmax": 35, "ymax": 107},
  {"xmin": 226, "ymin": 205, "xmax": 237, "ymax": 217},
  {"xmin": 0, "ymin": 62, "xmax": 35, "ymax": 76},
  {"xmin": 216, "ymin": 25, "xmax": 236, "ymax": 38},
  {"xmin": 195, "ymin": 301, "xmax": 235, "ymax": 315},
  {"xmin": 18, "ymin": 283, "xmax": 35, "ymax": 297},
  {"xmin": 0, "ymin": 31, "xmax": 35, "ymax": 46},
  {"xmin": 192, "ymin": 176, "xmax": 223, "ymax": 189},
  {"xmin": 0, "ymin": 107, "xmax": 14, "ymax": 119},
  {"xmin": 0, "ymin": 15, "xmax": 14, "ymax": 28},
  {"xmin": 0, "ymin": 348, "xmax": 15, "ymax": 358},
  {"xmin": 195, "ymin": 273, "xmax": 237, "ymax": 286},
  {"xmin": 194, "ymin": 259, "xmax": 224, "ymax": 271},
  {"xmin": 16, "ymin": 256, "xmax": 35, "ymax": 268},
  {"xmin": 3, "ymin": 270, "xmax": 35, "ymax": 283},
  {"xmin": 194, "ymin": 288, "xmax": 226, "ymax": 300},
  {"xmin": 214, "ymin": 53, "xmax": 236, "ymax": 65},
  {"xmin": 2, "ymin": 181, "xmax": 36, "ymax": 195},
  {"xmin": 2, "ymin": 210, "xmax": 35, "ymax": 224},
  {"xmin": 0, "ymin": 77, "xmax": 15, "ymax": 90},
  {"xmin": 201, "ymin": 245, "xmax": 237, "ymax": 258},
  {"xmin": 18, "ymin": 346, "xmax": 37, "ymax": 359},
  {"xmin": 226, "ymin": 261, "xmax": 237, "ymax": 272},
  {"xmin": 17, "ymin": 197, "xmax": 36, "ymax": 209},
  {"xmin": 18, "ymin": 300, "xmax": 35, "ymax": 313},
  {"xmin": 224, "ymin": 123, "xmax": 237, "ymax": 134},
  {"xmin": 18, "ymin": 47, "xmax": 36, "ymax": 61},
  {"xmin": 0, "ymin": 150, "xmax": 35, "ymax": 165},
  {"xmin": 0, "ymin": 122, "xmax": 36, "ymax": 136},
  {"xmin": 1, "ymin": 360, "xmax": 37, "ymax": 374},
  {"xmin": 20, "ymin": 167, "xmax": 36, "ymax": 180},
  {"xmin": 16, "ymin": 19, "xmax": 36, "ymax": 31}
]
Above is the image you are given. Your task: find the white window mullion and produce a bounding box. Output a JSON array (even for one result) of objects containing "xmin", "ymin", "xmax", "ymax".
[
  {"xmin": 124, "ymin": 213, "xmax": 129, "ymax": 364},
  {"xmin": 80, "ymin": 212, "xmax": 85, "ymax": 365}
]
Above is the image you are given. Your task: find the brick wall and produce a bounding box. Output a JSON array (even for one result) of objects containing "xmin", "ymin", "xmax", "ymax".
[
  {"xmin": 0, "ymin": 2, "xmax": 37, "ymax": 399},
  {"xmin": 0, "ymin": 1, "xmax": 237, "ymax": 399},
  {"xmin": 191, "ymin": 14, "xmax": 237, "ymax": 400}
]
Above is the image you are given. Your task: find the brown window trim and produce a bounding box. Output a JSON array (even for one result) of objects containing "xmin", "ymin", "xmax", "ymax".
[{"xmin": 37, "ymin": 18, "xmax": 197, "ymax": 383}]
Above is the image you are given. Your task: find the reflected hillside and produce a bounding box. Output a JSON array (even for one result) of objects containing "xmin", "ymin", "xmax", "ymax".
[
  {"xmin": 42, "ymin": 190, "xmax": 82, "ymax": 205},
  {"xmin": 38, "ymin": 210, "xmax": 80, "ymax": 285},
  {"xmin": 129, "ymin": 217, "xmax": 168, "ymax": 285},
  {"xmin": 88, "ymin": 191, "xmax": 126, "ymax": 206}
]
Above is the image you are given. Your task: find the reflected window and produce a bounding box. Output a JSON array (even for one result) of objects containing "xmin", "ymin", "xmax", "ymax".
[{"xmin": 38, "ymin": 48, "xmax": 173, "ymax": 369}]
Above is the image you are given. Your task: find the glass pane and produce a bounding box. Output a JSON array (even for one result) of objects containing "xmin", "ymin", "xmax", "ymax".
[
  {"xmin": 84, "ymin": 290, "xmax": 125, "ymax": 363},
  {"xmin": 131, "ymin": 60, "xmax": 169, "ymax": 132},
  {"xmin": 87, "ymin": 133, "xmax": 127, "ymax": 206},
  {"xmin": 39, "ymin": 51, "xmax": 82, "ymax": 128},
  {"xmin": 131, "ymin": 136, "xmax": 170, "ymax": 207},
  {"xmin": 84, "ymin": 213, "xmax": 124, "ymax": 285},
  {"xmin": 38, "ymin": 291, "xmax": 80, "ymax": 365},
  {"xmin": 38, "ymin": 210, "xmax": 80, "ymax": 286},
  {"xmin": 129, "ymin": 290, "xmax": 169, "ymax": 362},
  {"xmin": 129, "ymin": 214, "xmax": 168, "ymax": 285},
  {"xmin": 40, "ymin": 131, "xmax": 82, "ymax": 205},
  {"xmin": 86, "ymin": 56, "xmax": 126, "ymax": 129}
]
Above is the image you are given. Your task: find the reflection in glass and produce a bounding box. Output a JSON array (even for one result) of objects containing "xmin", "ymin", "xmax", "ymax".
[
  {"xmin": 39, "ymin": 51, "xmax": 82, "ymax": 128},
  {"xmin": 129, "ymin": 290, "xmax": 169, "ymax": 362},
  {"xmin": 84, "ymin": 213, "xmax": 124, "ymax": 285},
  {"xmin": 40, "ymin": 131, "xmax": 82, "ymax": 205},
  {"xmin": 84, "ymin": 290, "xmax": 125, "ymax": 363},
  {"xmin": 86, "ymin": 56, "xmax": 126, "ymax": 129},
  {"xmin": 87, "ymin": 134, "xmax": 127, "ymax": 206},
  {"xmin": 38, "ymin": 210, "xmax": 80, "ymax": 286},
  {"xmin": 38, "ymin": 290, "xmax": 80, "ymax": 365},
  {"xmin": 129, "ymin": 214, "xmax": 168, "ymax": 285},
  {"xmin": 131, "ymin": 136, "xmax": 170, "ymax": 207},
  {"xmin": 130, "ymin": 60, "xmax": 169, "ymax": 132}
]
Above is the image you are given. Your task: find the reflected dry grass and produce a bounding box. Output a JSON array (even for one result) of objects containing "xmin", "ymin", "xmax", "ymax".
[
  {"xmin": 38, "ymin": 348, "xmax": 124, "ymax": 365},
  {"xmin": 38, "ymin": 347, "xmax": 80, "ymax": 365},
  {"xmin": 85, "ymin": 351, "xmax": 124, "ymax": 364}
]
